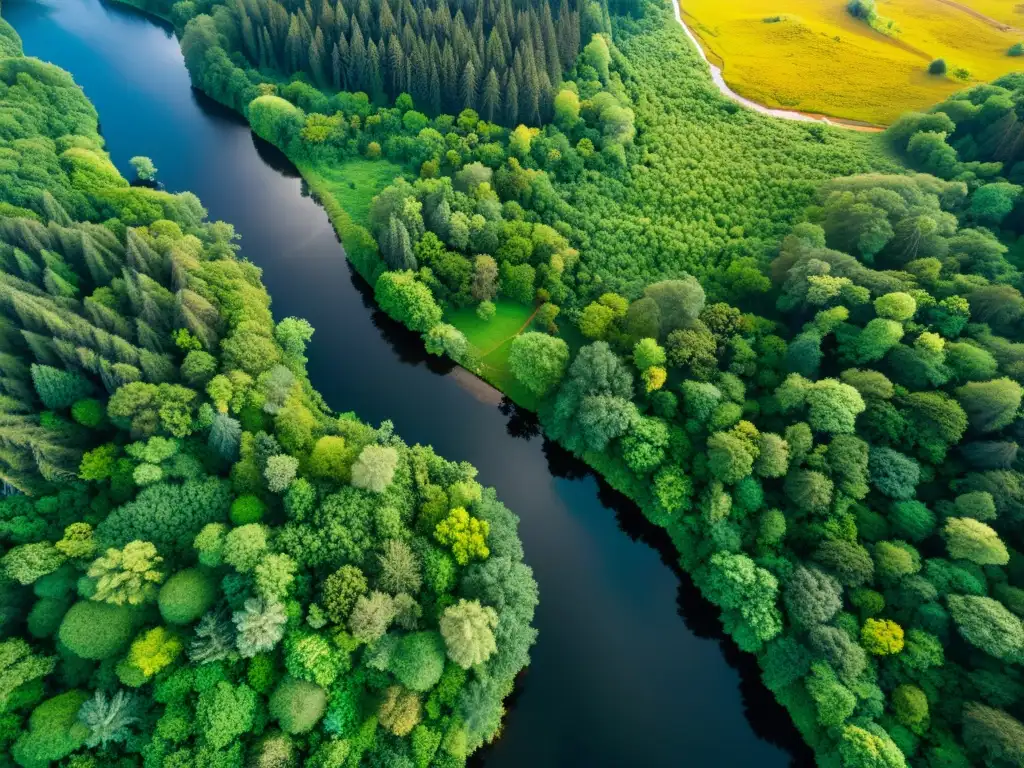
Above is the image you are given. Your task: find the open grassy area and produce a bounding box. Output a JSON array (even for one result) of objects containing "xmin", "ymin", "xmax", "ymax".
[
  {"xmin": 447, "ymin": 300, "xmax": 537, "ymax": 405},
  {"xmin": 301, "ymin": 157, "xmax": 405, "ymax": 227},
  {"xmin": 683, "ymin": 0, "xmax": 1024, "ymax": 125}
]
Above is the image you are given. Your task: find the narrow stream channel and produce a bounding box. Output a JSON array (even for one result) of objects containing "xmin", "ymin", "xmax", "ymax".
[{"xmin": 5, "ymin": 0, "xmax": 812, "ymax": 763}]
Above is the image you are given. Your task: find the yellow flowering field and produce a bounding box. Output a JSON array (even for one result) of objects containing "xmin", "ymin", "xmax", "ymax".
[{"xmin": 682, "ymin": 0, "xmax": 1024, "ymax": 124}]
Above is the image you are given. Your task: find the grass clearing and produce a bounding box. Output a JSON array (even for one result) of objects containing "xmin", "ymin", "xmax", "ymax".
[
  {"xmin": 302, "ymin": 157, "xmax": 405, "ymax": 227},
  {"xmin": 447, "ymin": 300, "xmax": 537, "ymax": 405},
  {"xmin": 683, "ymin": 0, "xmax": 1024, "ymax": 124}
]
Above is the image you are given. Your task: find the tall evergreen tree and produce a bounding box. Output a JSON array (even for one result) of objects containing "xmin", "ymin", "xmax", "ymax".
[
  {"xmin": 459, "ymin": 59, "xmax": 478, "ymax": 112},
  {"xmin": 481, "ymin": 68, "xmax": 499, "ymax": 124}
]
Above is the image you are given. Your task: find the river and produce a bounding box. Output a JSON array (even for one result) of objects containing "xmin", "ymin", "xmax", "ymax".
[{"xmin": 4, "ymin": 0, "xmax": 812, "ymax": 764}]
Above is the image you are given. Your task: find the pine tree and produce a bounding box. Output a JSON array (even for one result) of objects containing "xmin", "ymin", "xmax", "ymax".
[
  {"xmin": 459, "ymin": 59, "xmax": 477, "ymax": 112},
  {"xmin": 429, "ymin": 59, "xmax": 442, "ymax": 115},
  {"xmin": 285, "ymin": 16, "xmax": 303, "ymax": 73},
  {"xmin": 367, "ymin": 39, "xmax": 384, "ymax": 99},
  {"xmin": 379, "ymin": 0, "xmax": 396, "ymax": 39},
  {"xmin": 242, "ymin": 15, "xmax": 259, "ymax": 62},
  {"xmin": 485, "ymin": 29, "xmax": 504, "ymax": 74},
  {"xmin": 387, "ymin": 35, "xmax": 404, "ymax": 93},
  {"xmin": 331, "ymin": 41, "xmax": 343, "ymax": 89},
  {"xmin": 309, "ymin": 27, "xmax": 328, "ymax": 87},
  {"xmin": 348, "ymin": 18, "xmax": 367, "ymax": 91},
  {"xmin": 556, "ymin": 0, "xmax": 574, "ymax": 69},
  {"xmin": 262, "ymin": 28, "xmax": 280, "ymax": 69},
  {"xmin": 440, "ymin": 43, "xmax": 457, "ymax": 112},
  {"xmin": 382, "ymin": 215, "xmax": 416, "ymax": 271},
  {"xmin": 481, "ymin": 68, "xmax": 499, "ymax": 124},
  {"xmin": 410, "ymin": 43, "xmax": 429, "ymax": 108},
  {"xmin": 505, "ymin": 70, "xmax": 519, "ymax": 126}
]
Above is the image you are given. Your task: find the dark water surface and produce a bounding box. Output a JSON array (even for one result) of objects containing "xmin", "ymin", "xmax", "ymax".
[{"xmin": 4, "ymin": 1, "xmax": 811, "ymax": 764}]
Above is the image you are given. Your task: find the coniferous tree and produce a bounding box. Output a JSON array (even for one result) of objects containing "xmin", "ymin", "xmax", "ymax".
[
  {"xmin": 220, "ymin": 0, "xmax": 583, "ymax": 123},
  {"xmin": 481, "ymin": 68, "xmax": 499, "ymax": 123},
  {"xmin": 459, "ymin": 60, "xmax": 477, "ymax": 112}
]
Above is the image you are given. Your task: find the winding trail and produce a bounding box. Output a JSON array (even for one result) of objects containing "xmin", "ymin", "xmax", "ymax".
[
  {"xmin": 934, "ymin": 0, "xmax": 1022, "ymax": 33},
  {"xmin": 670, "ymin": 0, "xmax": 884, "ymax": 131},
  {"xmin": 479, "ymin": 304, "xmax": 542, "ymax": 357}
]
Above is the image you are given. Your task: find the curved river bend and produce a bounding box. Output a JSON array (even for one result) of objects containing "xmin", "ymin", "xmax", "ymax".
[{"xmin": 5, "ymin": 0, "xmax": 813, "ymax": 764}]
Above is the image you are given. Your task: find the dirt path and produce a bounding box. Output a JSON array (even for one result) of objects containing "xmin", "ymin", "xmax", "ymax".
[
  {"xmin": 672, "ymin": 0, "xmax": 885, "ymax": 131},
  {"xmin": 479, "ymin": 305, "xmax": 542, "ymax": 357},
  {"xmin": 934, "ymin": 0, "xmax": 1022, "ymax": 33}
]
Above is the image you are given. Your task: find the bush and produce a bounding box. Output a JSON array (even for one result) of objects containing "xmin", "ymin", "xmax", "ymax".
[
  {"xmin": 269, "ymin": 676, "xmax": 327, "ymax": 734},
  {"xmin": 12, "ymin": 691, "xmax": 89, "ymax": 768},
  {"xmin": 58, "ymin": 601, "xmax": 133, "ymax": 660},
  {"xmin": 70, "ymin": 399, "xmax": 104, "ymax": 428},
  {"xmin": 230, "ymin": 495, "xmax": 267, "ymax": 525},
  {"xmin": 928, "ymin": 59, "xmax": 947, "ymax": 75},
  {"xmin": 27, "ymin": 597, "xmax": 68, "ymax": 638},
  {"xmin": 476, "ymin": 301, "xmax": 496, "ymax": 321},
  {"xmin": 390, "ymin": 632, "xmax": 446, "ymax": 692},
  {"xmin": 158, "ymin": 568, "xmax": 217, "ymax": 625}
]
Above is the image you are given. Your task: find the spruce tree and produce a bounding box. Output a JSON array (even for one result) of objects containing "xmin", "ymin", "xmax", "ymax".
[
  {"xmin": 481, "ymin": 68, "xmax": 499, "ymax": 123},
  {"xmin": 459, "ymin": 60, "xmax": 477, "ymax": 112}
]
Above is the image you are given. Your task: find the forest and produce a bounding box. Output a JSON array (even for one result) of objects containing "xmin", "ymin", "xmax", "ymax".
[
  {"xmin": 6, "ymin": 0, "xmax": 1024, "ymax": 763},
  {"xmin": 123, "ymin": 0, "xmax": 1024, "ymax": 761},
  {"xmin": 0, "ymin": 14, "xmax": 537, "ymax": 768}
]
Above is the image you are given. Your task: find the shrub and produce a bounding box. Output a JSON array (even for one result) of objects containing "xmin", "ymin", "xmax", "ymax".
[
  {"xmin": 350, "ymin": 445, "xmax": 399, "ymax": 493},
  {"xmin": 269, "ymin": 676, "xmax": 327, "ymax": 734},
  {"xmin": 928, "ymin": 59, "xmax": 947, "ymax": 75},
  {"xmin": 158, "ymin": 568, "xmax": 217, "ymax": 625},
  {"xmin": 476, "ymin": 301, "xmax": 496, "ymax": 321},
  {"xmin": 58, "ymin": 601, "xmax": 133, "ymax": 660},
  {"xmin": 230, "ymin": 495, "xmax": 267, "ymax": 525},
  {"xmin": 27, "ymin": 597, "xmax": 68, "ymax": 638},
  {"xmin": 70, "ymin": 399, "xmax": 104, "ymax": 428},
  {"xmin": 87, "ymin": 540, "xmax": 164, "ymax": 606},
  {"xmin": 12, "ymin": 691, "xmax": 89, "ymax": 767},
  {"xmin": 223, "ymin": 524, "xmax": 269, "ymax": 572},
  {"xmin": 860, "ymin": 618, "xmax": 904, "ymax": 655},
  {"xmin": 321, "ymin": 565, "xmax": 368, "ymax": 623},
  {"xmin": 390, "ymin": 632, "xmax": 446, "ymax": 692},
  {"xmin": 439, "ymin": 600, "xmax": 498, "ymax": 669}
]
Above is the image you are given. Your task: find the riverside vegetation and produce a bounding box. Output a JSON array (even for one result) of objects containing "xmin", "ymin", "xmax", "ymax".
[
  {"xmin": 8, "ymin": 0, "xmax": 1024, "ymax": 766},
  {"xmin": 0, "ymin": 13, "xmax": 537, "ymax": 768}
]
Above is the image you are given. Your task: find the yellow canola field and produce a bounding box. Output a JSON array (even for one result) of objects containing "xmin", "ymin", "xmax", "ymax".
[{"xmin": 682, "ymin": 0, "xmax": 1024, "ymax": 125}]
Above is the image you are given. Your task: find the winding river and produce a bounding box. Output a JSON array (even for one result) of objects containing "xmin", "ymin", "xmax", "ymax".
[{"xmin": 5, "ymin": 0, "xmax": 813, "ymax": 764}]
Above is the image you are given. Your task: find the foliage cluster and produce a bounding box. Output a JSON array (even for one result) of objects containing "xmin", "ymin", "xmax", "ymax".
[{"xmin": 0, "ymin": 18, "xmax": 536, "ymax": 768}]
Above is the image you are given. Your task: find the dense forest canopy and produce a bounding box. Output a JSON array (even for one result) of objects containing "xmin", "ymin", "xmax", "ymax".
[
  {"xmin": 221, "ymin": 0, "xmax": 586, "ymax": 125},
  {"xmin": 10, "ymin": 0, "xmax": 1024, "ymax": 763},
  {"xmin": 171, "ymin": 0, "xmax": 648, "ymax": 125},
  {"xmin": 160, "ymin": 0, "xmax": 1024, "ymax": 758},
  {"xmin": 0, "ymin": 15, "xmax": 536, "ymax": 768}
]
